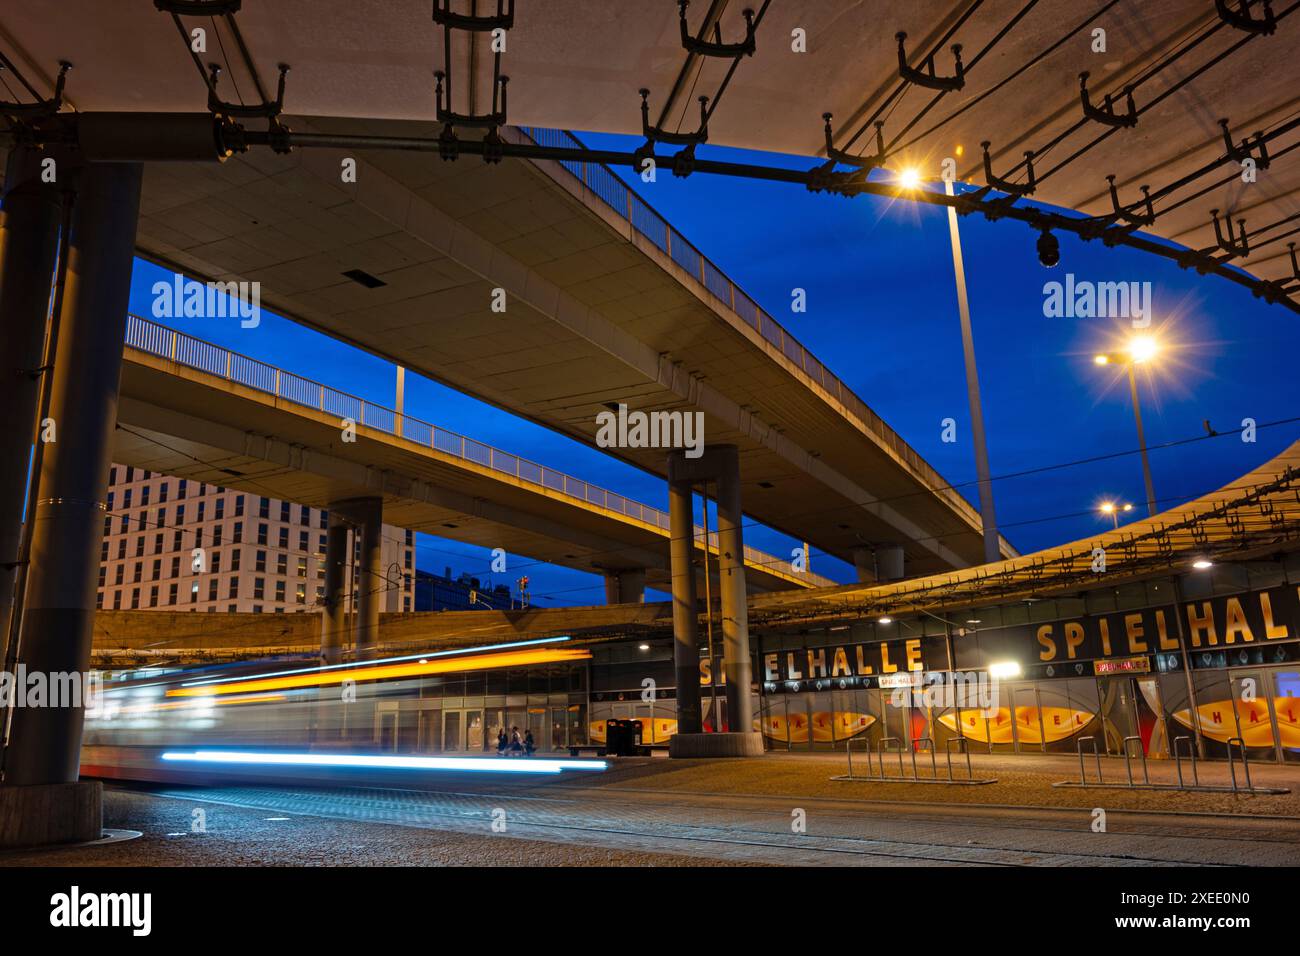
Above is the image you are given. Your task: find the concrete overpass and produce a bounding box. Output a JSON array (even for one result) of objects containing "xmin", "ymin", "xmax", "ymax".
[
  {"xmin": 89, "ymin": 439, "xmax": 1300, "ymax": 665},
  {"xmin": 115, "ymin": 315, "xmax": 833, "ymax": 595}
]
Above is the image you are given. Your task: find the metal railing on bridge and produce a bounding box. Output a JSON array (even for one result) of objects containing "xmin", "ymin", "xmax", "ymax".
[
  {"xmin": 123, "ymin": 315, "xmax": 832, "ymax": 587},
  {"xmin": 518, "ymin": 126, "xmax": 980, "ymax": 529}
]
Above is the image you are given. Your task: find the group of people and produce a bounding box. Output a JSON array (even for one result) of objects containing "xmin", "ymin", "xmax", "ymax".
[{"xmin": 496, "ymin": 725, "xmax": 536, "ymax": 757}]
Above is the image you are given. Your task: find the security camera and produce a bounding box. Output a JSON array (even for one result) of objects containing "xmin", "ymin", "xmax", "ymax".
[{"xmin": 1037, "ymin": 230, "xmax": 1060, "ymax": 268}]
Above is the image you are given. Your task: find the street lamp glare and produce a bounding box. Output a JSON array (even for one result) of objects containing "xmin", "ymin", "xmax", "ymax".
[
  {"xmin": 1100, "ymin": 502, "xmax": 1115, "ymax": 514},
  {"xmin": 1093, "ymin": 354, "xmax": 1110, "ymax": 366},
  {"xmin": 896, "ymin": 167, "xmax": 922, "ymax": 189},
  {"xmin": 1192, "ymin": 559, "xmax": 1213, "ymax": 570},
  {"xmin": 1128, "ymin": 336, "xmax": 1159, "ymax": 363}
]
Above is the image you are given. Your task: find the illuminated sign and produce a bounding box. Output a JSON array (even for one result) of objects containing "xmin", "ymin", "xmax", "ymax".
[{"xmin": 1094, "ymin": 655, "xmax": 1151, "ymax": 675}]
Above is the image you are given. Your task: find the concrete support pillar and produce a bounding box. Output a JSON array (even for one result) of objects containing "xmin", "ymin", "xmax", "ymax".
[
  {"xmin": 851, "ymin": 546, "xmax": 875, "ymax": 584},
  {"xmin": 711, "ymin": 446, "xmax": 753, "ymax": 734},
  {"xmin": 877, "ymin": 545, "xmax": 905, "ymax": 582},
  {"xmin": 667, "ymin": 479, "xmax": 701, "ymax": 735},
  {"xmin": 351, "ymin": 497, "xmax": 383, "ymax": 659},
  {"xmin": 0, "ymin": 149, "xmax": 62, "ymax": 657},
  {"xmin": 320, "ymin": 513, "xmax": 349, "ymax": 665},
  {"xmin": 602, "ymin": 568, "xmax": 646, "ymax": 604},
  {"xmin": 4, "ymin": 161, "xmax": 143, "ymax": 786},
  {"xmin": 852, "ymin": 545, "xmax": 905, "ymax": 583}
]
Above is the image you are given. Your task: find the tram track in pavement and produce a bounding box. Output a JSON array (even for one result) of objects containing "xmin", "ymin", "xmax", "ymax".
[{"xmin": 140, "ymin": 783, "xmax": 1266, "ymax": 866}]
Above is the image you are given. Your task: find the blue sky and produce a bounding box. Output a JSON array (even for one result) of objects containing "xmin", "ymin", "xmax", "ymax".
[{"xmin": 125, "ymin": 133, "xmax": 1300, "ymax": 605}]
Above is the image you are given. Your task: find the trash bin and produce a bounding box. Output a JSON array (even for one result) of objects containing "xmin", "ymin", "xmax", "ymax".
[{"xmin": 604, "ymin": 718, "xmax": 643, "ymax": 756}]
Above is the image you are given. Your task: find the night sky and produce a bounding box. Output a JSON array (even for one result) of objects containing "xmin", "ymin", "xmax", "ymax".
[{"xmin": 124, "ymin": 133, "xmax": 1300, "ymax": 605}]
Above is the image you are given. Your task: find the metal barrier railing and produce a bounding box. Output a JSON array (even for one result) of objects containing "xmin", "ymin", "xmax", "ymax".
[
  {"xmin": 1055, "ymin": 732, "xmax": 1288, "ymax": 794},
  {"xmin": 834, "ymin": 734, "xmax": 997, "ymax": 786},
  {"xmin": 123, "ymin": 314, "xmax": 832, "ymax": 587},
  {"xmin": 517, "ymin": 126, "xmax": 986, "ymax": 535}
]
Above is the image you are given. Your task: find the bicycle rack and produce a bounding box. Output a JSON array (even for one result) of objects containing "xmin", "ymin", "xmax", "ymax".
[
  {"xmin": 1054, "ymin": 733, "xmax": 1288, "ymax": 793},
  {"xmin": 833, "ymin": 735, "xmax": 996, "ymax": 786},
  {"xmin": 1172, "ymin": 735, "xmax": 1199, "ymax": 789}
]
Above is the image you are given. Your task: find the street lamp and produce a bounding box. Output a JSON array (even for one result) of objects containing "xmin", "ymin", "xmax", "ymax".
[
  {"xmin": 1093, "ymin": 336, "xmax": 1160, "ymax": 517},
  {"xmin": 1099, "ymin": 500, "xmax": 1134, "ymax": 529}
]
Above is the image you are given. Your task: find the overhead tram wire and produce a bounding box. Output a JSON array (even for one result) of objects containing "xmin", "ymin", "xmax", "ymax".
[
  {"xmin": 888, "ymin": 0, "xmax": 1122, "ymax": 158},
  {"xmin": 839, "ymin": 0, "xmax": 988, "ymax": 155},
  {"xmin": 1029, "ymin": 4, "xmax": 1299, "ymax": 189},
  {"xmin": 883, "ymin": 0, "xmax": 1043, "ymax": 155}
]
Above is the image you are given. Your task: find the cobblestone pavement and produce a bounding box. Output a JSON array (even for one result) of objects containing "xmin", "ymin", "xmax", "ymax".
[{"xmin": 9, "ymin": 752, "xmax": 1297, "ymax": 866}]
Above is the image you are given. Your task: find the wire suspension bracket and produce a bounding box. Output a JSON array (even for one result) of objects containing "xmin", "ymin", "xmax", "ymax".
[
  {"xmin": 432, "ymin": 0, "xmax": 515, "ymax": 163},
  {"xmin": 896, "ymin": 32, "xmax": 965, "ymax": 91},
  {"xmin": 1078, "ymin": 71, "xmax": 1138, "ymax": 128}
]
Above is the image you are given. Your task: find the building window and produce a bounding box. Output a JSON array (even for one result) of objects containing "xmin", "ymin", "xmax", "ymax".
[
  {"xmin": 176, "ymin": 504, "xmax": 185, "ymax": 525},
  {"xmin": 190, "ymin": 583, "xmax": 199, "ymax": 603},
  {"xmin": 276, "ymin": 554, "xmax": 287, "ymax": 576},
  {"xmin": 230, "ymin": 549, "xmax": 241, "ymax": 572},
  {"xmin": 296, "ymin": 582, "xmax": 306, "ymax": 604},
  {"xmin": 159, "ymin": 482, "xmax": 169, "ymax": 503},
  {"xmin": 297, "ymin": 557, "xmax": 307, "ymax": 578},
  {"xmin": 299, "ymin": 530, "xmax": 309, "ymax": 551},
  {"xmin": 151, "ymin": 559, "xmax": 161, "ymax": 580},
  {"xmin": 173, "ymin": 530, "xmax": 183, "ymax": 552},
  {"xmin": 280, "ymin": 501, "xmax": 290, "ymax": 523},
  {"xmin": 228, "ymin": 577, "xmax": 239, "ymax": 598},
  {"xmin": 257, "ymin": 523, "xmax": 268, "ymax": 545},
  {"xmin": 255, "ymin": 550, "xmax": 266, "ymax": 572},
  {"xmin": 252, "ymin": 605, "xmax": 262, "ymax": 614},
  {"xmin": 170, "ymin": 556, "xmax": 180, "ymax": 578},
  {"xmin": 211, "ymin": 551, "xmax": 221, "ymax": 574},
  {"xmin": 278, "ymin": 527, "xmax": 289, "ymax": 549},
  {"xmin": 117, "ymin": 539, "xmax": 126, "ymax": 560},
  {"xmin": 123, "ymin": 488, "xmax": 132, "ymax": 509},
  {"xmin": 141, "ymin": 485, "xmax": 150, "ymax": 506},
  {"xmin": 149, "ymin": 585, "xmax": 159, "ymax": 607},
  {"xmin": 259, "ymin": 497, "xmax": 269, "ymax": 519},
  {"xmin": 215, "ymin": 498, "xmax": 225, "ymax": 519},
  {"xmin": 125, "ymin": 466, "xmax": 134, "ymax": 483},
  {"xmin": 207, "ymin": 579, "xmax": 218, "ymax": 601},
  {"xmin": 168, "ymin": 583, "xmax": 178, "ymax": 604},
  {"xmin": 154, "ymin": 532, "xmax": 164, "ymax": 553},
  {"xmin": 114, "ymin": 565, "xmax": 124, "ymax": 586},
  {"xmin": 178, "ymin": 479, "xmax": 187, "ymax": 500},
  {"xmin": 275, "ymin": 581, "xmax": 286, "ymax": 603},
  {"xmin": 132, "ymin": 562, "xmax": 142, "ymax": 583},
  {"xmin": 233, "ymin": 521, "xmax": 243, "ymax": 543},
  {"xmin": 235, "ymin": 495, "xmax": 244, "ymax": 516},
  {"xmin": 130, "ymin": 588, "xmax": 140, "ymax": 609},
  {"xmin": 119, "ymin": 515, "xmax": 129, "ymax": 535},
  {"xmin": 106, "ymin": 491, "xmax": 115, "ymax": 512},
  {"xmin": 318, "ymin": 511, "xmax": 327, "ymax": 529},
  {"xmin": 113, "ymin": 591, "xmax": 122, "ymax": 609},
  {"xmin": 212, "ymin": 525, "xmax": 223, "ymax": 546},
  {"xmin": 253, "ymin": 578, "xmax": 265, "ymax": 600},
  {"xmin": 110, "ymin": 466, "xmax": 118, "ymax": 485},
  {"xmin": 197, "ymin": 501, "xmax": 206, "ymax": 522},
  {"xmin": 135, "ymin": 536, "xmax": 145, "ymax": 557}
]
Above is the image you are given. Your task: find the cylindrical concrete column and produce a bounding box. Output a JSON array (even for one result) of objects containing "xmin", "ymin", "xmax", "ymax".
[
  {"xmin": 711, "ymin": 445, "xmax": 753, "ymax": 734},
  {"xmin": 320, "ymin": 513, "xmax": 349, "ymax": 665},
  {"xmin": 4, "ymin": 161, "xmax": 143, "ymax": 786},
  {"xmin": 603, "ymin": 568, "xmax": 646, "ymax": 604},
  {"xmin": 667, "ymin": 478, "xmax": 701, "ymax": 735},
  {"xmin": 0, "ymin": 149, "xmax": 63, "ymax": 656},
  {"xmin": 877, "ymin": 545, "xmax": 905, "ymax": 582},
  {"xmin": 352, "ymin": 497, "xmax": 383, "ymax": 659},
  {"xmin": 851, "ymin": 546, "xmax": 875, "ymax": 584}
]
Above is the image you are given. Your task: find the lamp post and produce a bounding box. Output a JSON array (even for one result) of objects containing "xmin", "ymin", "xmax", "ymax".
[
  {"xmin": 1094, "ymin": 337, "xmax": 1159, "ymax": 517},
  {"xmin": 1099, "ymin": 501, "xmax": 1134, "ymax": 529}
]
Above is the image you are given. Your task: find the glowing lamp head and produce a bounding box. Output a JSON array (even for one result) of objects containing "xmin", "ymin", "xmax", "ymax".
[
  {"xmin": 877, "ymin": 616, "xmax": 893, "ymax": 625},
  {"xmin": 896, "ymin": 167, "xmax": 922, "ymax": 190},
  {"xmin": 1100, "ymin": 502, "xmax": 1115, "ymax": 514},
  {"xmin": 988, "ymin": 661, "xmax": 1022, "ymax": 680},
  {"xmin": 1193, "ymin": 559, "xmax": 1213, "ymax": 570},
  {"xmin": 1093, "ymin": 354, "xmax": 1110, "ymax": 366},
  {"xmin": 1127, "ymin": 336, "xmax": 1158, "ymax": 363}
]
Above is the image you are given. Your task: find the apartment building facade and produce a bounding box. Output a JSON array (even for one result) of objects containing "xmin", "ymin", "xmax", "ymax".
[{"xmin": 97, "ymin": 464, "xmax": 414, "ymax": 615}]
